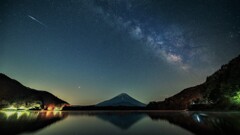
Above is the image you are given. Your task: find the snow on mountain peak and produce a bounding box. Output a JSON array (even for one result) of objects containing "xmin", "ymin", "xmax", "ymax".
[{"xmin": 97, "ymin": 93, "xmax": 146, "ymax": 107}]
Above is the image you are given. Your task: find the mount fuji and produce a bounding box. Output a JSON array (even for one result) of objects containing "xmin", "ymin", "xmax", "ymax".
[{"xmin": 97, "ymin": 93, "xmax": 146, "ymax": 107}]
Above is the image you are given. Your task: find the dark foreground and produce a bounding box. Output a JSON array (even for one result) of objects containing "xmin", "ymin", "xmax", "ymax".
[{"xmin": 0, "ymin": 110, "xmax": 240, "ymax": 135}]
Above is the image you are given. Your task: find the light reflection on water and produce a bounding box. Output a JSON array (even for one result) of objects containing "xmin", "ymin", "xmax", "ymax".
[
  {"xmin": 1, "ymin": 111, "xmax": 240, "ymax": 135},
  {"xmin": 0, "ymin": 111, "xmax": 67, "ymax": 135}
]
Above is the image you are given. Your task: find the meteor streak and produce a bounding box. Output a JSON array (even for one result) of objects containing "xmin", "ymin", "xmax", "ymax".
[{"xmin": 28, "ymin": 15, "xmax": 47, "ymax": 27}]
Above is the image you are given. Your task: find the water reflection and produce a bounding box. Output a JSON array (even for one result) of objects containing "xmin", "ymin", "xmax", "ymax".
[
  {"xmin": 147, "ymin": 111, "xmax": 240, "ymax": 135},
  {"xmin": 97, "ymin": 112, "xmax": 145, "ymax": 129},
  {"xmin": 69, "ymin": 111, "xmax": 145, "ymax": 129},
  {"xmin": 1, "ymin": 111, "xmax": 240, "ymax": 135},
  {"xmin": 0, "ymin": 111, "xmax": 68, "ymax": 135}
]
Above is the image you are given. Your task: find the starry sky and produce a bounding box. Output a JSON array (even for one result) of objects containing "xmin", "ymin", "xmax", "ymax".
[{"xmin": 0, "ymin": 0, "xmax": 240, "ymax": 105}]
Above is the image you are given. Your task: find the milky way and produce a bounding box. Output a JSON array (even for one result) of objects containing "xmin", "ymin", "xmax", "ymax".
[
  {"xmin": 89, "ymin": 0, "xmax": 240, "ymax": 71},
  {"xmin": 0, "ymin": 0, "xmax": 240, "ymax": 104}
]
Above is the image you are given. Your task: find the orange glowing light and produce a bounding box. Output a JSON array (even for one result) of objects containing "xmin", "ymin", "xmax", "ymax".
[{"xmin": 47, "ymin": 105, "xmax": 55, "ymax": 111}]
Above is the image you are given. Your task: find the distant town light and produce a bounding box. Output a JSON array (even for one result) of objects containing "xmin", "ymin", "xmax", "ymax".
[
  {"xmin": 3, "ymin": 106, "xmax": 17, "ymax": 110},
  {"xmin": 19, "ymin": 106, "xmax": 28, "ymax": 110},
  {"xmin": 47, "ymin": 105, "xmax": 55, "ymax": 111}
]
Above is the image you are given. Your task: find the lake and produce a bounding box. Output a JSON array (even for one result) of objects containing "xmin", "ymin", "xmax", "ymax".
[{"xmin": 0, "ymin": 110, "xmax": 240, "ymax": 135}]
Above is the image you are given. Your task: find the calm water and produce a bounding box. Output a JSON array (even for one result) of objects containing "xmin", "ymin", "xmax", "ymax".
[{"xmin": 1, "ymin": 111, "xmax": 240, "ymax": 135}]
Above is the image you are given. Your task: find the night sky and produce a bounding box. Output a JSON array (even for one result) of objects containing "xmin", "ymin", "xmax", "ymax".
[{"xmin": 0, "ymin": 0, "xmax": 240, "ymax": 105}]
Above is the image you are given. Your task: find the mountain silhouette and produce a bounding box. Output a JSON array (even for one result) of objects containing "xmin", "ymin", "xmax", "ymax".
[
  {"xmin": 147, "ymin": 54, "xmax": 240, "ymax": 110},
  {"xmin": 0, "ymin": 73, "xmax": 68, "ymax": 110},
  {"xmin": 97, "ymin": 93, "xmax": 146, "ymax": 107}
]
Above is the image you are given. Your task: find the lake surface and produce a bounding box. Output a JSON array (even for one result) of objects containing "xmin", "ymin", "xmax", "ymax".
[{"xmin": 1, "ymin": 111, "xmax": 240, "ymax": 135}]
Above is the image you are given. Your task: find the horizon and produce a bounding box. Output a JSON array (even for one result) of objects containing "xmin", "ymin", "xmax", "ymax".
[
  {"xmin": 1, "ymin": 54, "xmax": 239, "ymax": 105},
  {"xmin": 1, "ymin": 0, "xmax": 240, "ymax": 105}
]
